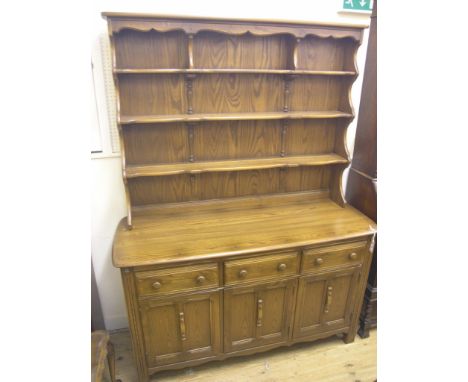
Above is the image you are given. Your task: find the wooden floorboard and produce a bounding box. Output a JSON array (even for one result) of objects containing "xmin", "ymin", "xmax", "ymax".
[{"xmin": 107, "ymin": 329, "xmax": 376, "ymax": 382}]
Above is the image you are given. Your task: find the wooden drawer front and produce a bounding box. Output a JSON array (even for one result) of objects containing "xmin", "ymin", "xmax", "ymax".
[
  {"xmin": 302, "ymin": 241, "xmax": 367, "ymax": 274},
  {"xmin": 224, "ymin": 252, "xmax": 298, "ymax": 286},
  {"xmin": 135, "ymin": 263, "xmax": 219, "ymax": 297}
]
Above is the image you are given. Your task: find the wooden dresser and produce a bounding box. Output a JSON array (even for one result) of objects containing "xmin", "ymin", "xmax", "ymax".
[{"xmin": 103, "ymin": 13, "xmax": 376, "ymax": 382}]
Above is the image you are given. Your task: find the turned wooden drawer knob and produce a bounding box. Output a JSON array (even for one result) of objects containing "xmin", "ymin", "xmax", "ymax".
[
  {"xmin": 315, "ymin": 257, "xmax": 323, "ymax": 265},
  {"xmin": 239, "ymin": 269, "xmax": 248, "ymax": 278},
  {"xmin": 277, "ymin": 263, "xmax": 287, "ymax": 271},
  {"xmin": 196, "ymin": 275, "xmax": 206, "ymax": 284},
  {"xmin": 152, "ymin": 281, "xmax": 162, "ymax": 290},
  {"xmin": 349, "ymin": 252, "xmax": 358, "ymax": 260}
]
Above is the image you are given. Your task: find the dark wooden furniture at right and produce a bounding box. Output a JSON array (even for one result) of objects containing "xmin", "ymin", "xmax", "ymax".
[{"xmin": 345, "ymin": 1, "xmax": 377, "ymax": 339}]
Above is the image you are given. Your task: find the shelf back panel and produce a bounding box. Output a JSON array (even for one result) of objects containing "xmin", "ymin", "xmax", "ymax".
[
  {"xmin": 115, "ymin": 29, "xmax": 188, "ymax": 69},
  {"xmin": 122, "ymin": 119, "xmax": 345, "ymax": 166},
  {"xmin": 119, "ymin": 74, "xmax": 186, "ymax": 115},
  {"xmin": 296, "ymin": 36, "xmax": 357, "ymax": 71},
  {"xmin": 127, "ymin": 167, "xmax": 332, "ymax": 206},
  {"xmin": 192, "ymin": 74, "xmax": 284, "ymax": 113},
  {"xmin": 124, "ymin": 123, "xmax": 189, "ymax": 165},
  {"xmin": 194, "ymin": 120, "xmax": 281, "ymax": 161},
  {"xmin": 289, "ymin": 77, "xmax": 352, "ymax": 113},
  {"xmin": 119, "ymin": 74, "xmax": 353, "ymax": 116},
  {"xmin": 193, "ymin": 31, "xmax": 291, "ymax": 70},
  {"xmin": 284, "ymin": 120, "xmax": 338, "ymax": 156}
]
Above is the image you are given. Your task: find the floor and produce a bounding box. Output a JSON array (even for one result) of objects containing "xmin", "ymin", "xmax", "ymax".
[{"xmin": 107, "ymin": 329, "xmax": 376, "ymax": 382}]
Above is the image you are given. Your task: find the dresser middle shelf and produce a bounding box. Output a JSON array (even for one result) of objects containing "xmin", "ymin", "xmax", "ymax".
[
  {"xmin": 125, "ymin": 154, "xmax": 349, "ymax": 178},
  {"xmin": 115, "ymin": 68, "xmax": 357, "ymax": 76},
  {"xmin": 120, "ymin": 111, "xmax": 353, "ymax": 125}
]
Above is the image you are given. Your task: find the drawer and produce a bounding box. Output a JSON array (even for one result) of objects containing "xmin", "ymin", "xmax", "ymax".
[
  {"xmin": 302, "ymin": 241, "xmax": 367, "ymax": 274},
  {"xmin": 135, "ymin": 263, "xmax": 219, "ymax": 297},
  {"xmin": 224, "ymin": 251, "xmax": 298, "ymax": 286}
]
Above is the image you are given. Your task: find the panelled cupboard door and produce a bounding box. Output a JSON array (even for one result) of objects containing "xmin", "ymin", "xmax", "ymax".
[
  {"xmin": 224, "ymin": 279, "xmax": 296, "ymax": 353},
  {"xmin": 293, "ymin": 267, "xmax": 360, "ymax": 339},
  {"xmin": 139, "ymin": 291, "xmax": 221, "ymax": 368}
]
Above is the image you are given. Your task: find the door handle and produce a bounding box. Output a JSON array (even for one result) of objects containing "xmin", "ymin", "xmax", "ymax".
[
  {"xmin": 257, "ymin": 299, "xmax": 263, "ymax": 327},
  {"xmin": 324, "ymin": 286, "xmax": 333, "ymax": 313},
  {"xmin": 179, "ymin": 312, "xmax": 187, "ymax": 341}
]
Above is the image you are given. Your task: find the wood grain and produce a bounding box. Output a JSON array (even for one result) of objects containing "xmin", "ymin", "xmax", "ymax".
[
  {"xmin": 115, "ymin": 68, "xmax": 357, "ymax": 75},
  {"xmin": 346, "ymin": 1, "xmax": 377, "ymax": 339},
  {"xmin": 127, "ymin": 175, "xmax": 193, "ymax": 205},
  {"xmin": 329, "ymin": 164, "xmax": 347, "ymax": 207},
  {"xmin": 119, "ymin": 74, "xmax": 186, "ymax": 115},
  {"xmin": 126, "ymin": 155, "xmax": 348, "ymax": 178},
  {"xmin": 120, "ymin": 110, "xmax": 353, "ymax": 124},
  {"xmin": 290, "ymin": 77, "xmax": 350, "ymax": 112},
  {"xmin": 199, "ymin": 169, "xmax": 280, "ymax": 200},
  {"xmin": 115, "ymin": 29, "xmax": 187, "ymax": 69},
  {"xmin": 302, "ymin": 241, "xmax": 367, "ymax": 274},
  {"xmin": 193, "ymin": 120, "xmax": 280, "ymax": 161},
  {"xmin": 193, "ymin": 32, "xmax": 289, "ymax": 69},
  {"xmin": 224, "ymin": 251, "xmax": 298, "ymax": 286},
  {"xmin": 113, "ymin": 194, "xmax": 376, "ymax": 268},
  {"xmin": 284, "ymin": 120, "xmax": 337, "ymax": 156},
  {"xmin": 224, "ymin": 280, "xmax": 295, "ymax": 353},
  {"xmin": 109, "ymin": 327, "xmax": 376, "ymax": 382},
  {"xmin": 124, "ymin": 123, "xmax": 188, "ymax": 165},
  {"xmin": 135, "ymin": 263, "xmax": 219, "ymax": 297},
  {"xmin": 91, "ymin": 331, "xmax": 109, "ymax": 382},
  {"xmin": 139, "ymin": 291, "xmax": 221, "ymax": 368},
  {"xmin": 106, "ymin": 14, "xmax": 373, "ymax": 382},
  {"xmin": 193, "ymin": 74, "xmax": 283, "ymax": 113},
  {"xmin": 120, "ymin": 270, "xmax": 148, "ymax": 382},
  {"xmin": 296, "ymin": 36, "xmax": 358, "ymax": 72},
  {"xmin": 127, "ymin": 167, "xmax": 335, "ymax": 205},
  {"xmin": 346, "ymin": 169, "xmax": 377, "ymax": 223},
  {"xmin": 103, "ymin": 13, "xmax": 367, "ymax": 42},
  {"xmin": 283, "ymin": 167, "xmax": 331, "ymax": 193},
  {"xmin": 293, "ymin": 267, "xmax": 360, "ymax": 339}
]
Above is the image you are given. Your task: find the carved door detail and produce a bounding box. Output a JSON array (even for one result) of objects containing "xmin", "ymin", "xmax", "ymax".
[
  {"xmin": 139, "ymin": 291, "xmax": 221, "ymax": 367},
  {"xmin": 293, "ymin": 267, "xmax": 360, "ymax": 339},
  {"xmin": 224, "ymin": 279, "xmax": 296, "ymax": 353}
]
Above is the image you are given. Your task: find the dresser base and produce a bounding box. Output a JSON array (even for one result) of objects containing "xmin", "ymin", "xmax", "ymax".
[{"xmin": 142, "ymin": 328, "xmax": 354, "ymax": 382}]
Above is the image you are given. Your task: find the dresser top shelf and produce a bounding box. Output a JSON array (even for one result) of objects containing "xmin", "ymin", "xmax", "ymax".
[
  {"xmin": 113, "ymin": 194, "xmax": 376, "ymax": 268},
  {"xmin": 102, "ymin": 12, "xmax": 369, "ymax": 29},
  {"xmin": 103, "ymin": 12, "xmax": 366, "ymax": 42}
]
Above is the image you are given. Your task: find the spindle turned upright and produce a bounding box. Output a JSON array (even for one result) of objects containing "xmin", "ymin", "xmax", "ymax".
[{"xmin": 103, "ymin": 12, "xmax": 376, "ymax": 382}]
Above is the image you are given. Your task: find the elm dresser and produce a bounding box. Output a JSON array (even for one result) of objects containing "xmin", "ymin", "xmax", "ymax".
[{"xmin": 103, "ymin": 12, "xmax": 376, "ymax": 382}]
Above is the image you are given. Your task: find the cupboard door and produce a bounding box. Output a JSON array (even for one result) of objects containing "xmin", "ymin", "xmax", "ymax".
[
  {"xmin": 293, "ymin": 268, "xmax": 360, "ymax": 339},
  {"xmin": 139, "ymin": 291, "xmax": 221, "ymax": 367},
  {"xmin": 224, "ymin": 280, "xmax": 296, "ymax": 353}
]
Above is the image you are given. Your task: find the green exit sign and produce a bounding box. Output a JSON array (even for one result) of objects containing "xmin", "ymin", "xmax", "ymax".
[{"xmin": 342, "ymin": 0, "xmax": 373, "ymax": 12}]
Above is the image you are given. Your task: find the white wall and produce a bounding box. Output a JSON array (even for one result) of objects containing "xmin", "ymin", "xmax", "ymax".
[{"xmin": 91, "ymin": 0, "xmax": 371, "ymax": 330}]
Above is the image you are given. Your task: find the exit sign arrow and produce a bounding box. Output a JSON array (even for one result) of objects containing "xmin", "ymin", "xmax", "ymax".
[{"xmin": 343, "ymin": 0, "xmax": 372, "ymax": 11}]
